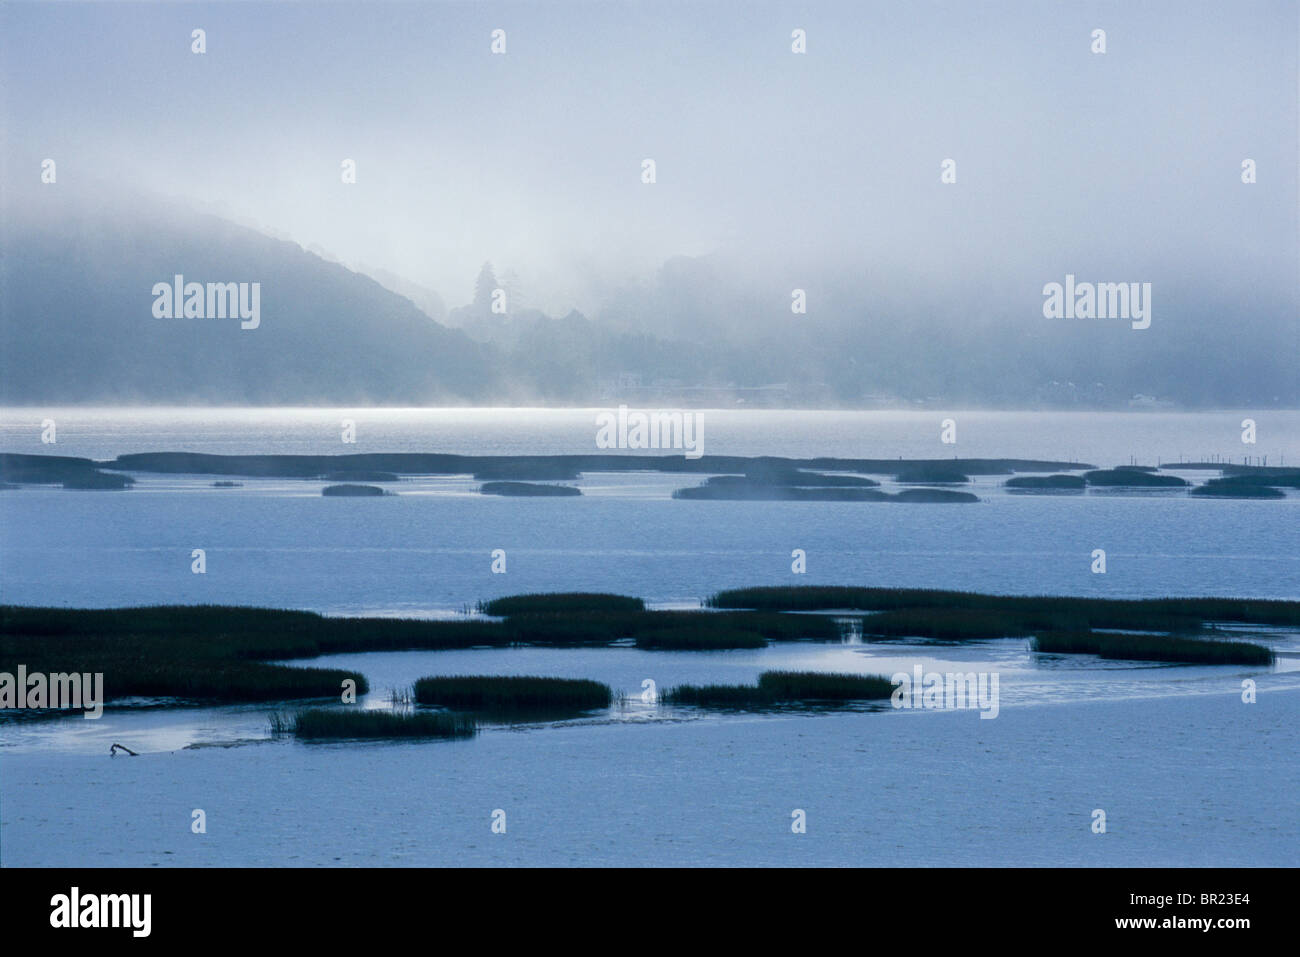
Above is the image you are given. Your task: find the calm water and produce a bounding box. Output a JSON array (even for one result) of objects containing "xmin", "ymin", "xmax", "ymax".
[
  {"xmin": 2, "ymin": 409, "xmax": 1297, "ymax": 866},
  {"xmin": 0, "ymin": 409, "xmax": 1298, "ymax": 611}
]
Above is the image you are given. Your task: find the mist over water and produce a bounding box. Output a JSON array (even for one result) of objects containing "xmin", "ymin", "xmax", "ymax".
[
  {"xmin": 5, "ymin": 407, "xmax": 1299, "ymax": 463},
  {"xmin": 3, "ymin": 2, "xmax": 1296, "ymax": 408}
]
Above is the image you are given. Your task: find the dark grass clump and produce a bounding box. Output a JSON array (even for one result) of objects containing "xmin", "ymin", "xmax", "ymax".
[
  {"xmin": 292, "ymin": 708, "xmax": 476, "ymax": 740},
  {"xmin": 234, "ymin": 617, "xmax": 512, "ymax": 657},
  {"xmin": 634, "ymin": 628, "xmax": 767, "ymax": 650},
  {"xmin": 640, "ymin": 610, "xmax": 845, "ymax": 644},
  {"xmin": 480, "ymin": 593, "xmax": 646, "ymax": 616},
  {"xmin": 892, "ymin": 488, "xmax": 979, "ymax": 503},
  {"xmin": 479, "ymin": 481, "xmax": 581, "ymax": 497},
  {"xmin": 1005, "ymin": 474, "xmax": 1086, "ymax": 490},
  {"xmin": 685, "ymin": 611, "xmax": 845, "ymax": 642},
  {"xmin": 413, "ymin": 675, "xmax": 613, "ymax": 714},
  {"xmin": 859, "ymin": 607, "xmax": 1040, "ymax": 641},
  {"xmin": 0, "ymin": 605, "xmax": 521, "ymax": 707},
  {"xmin": 114, "ymin": 662, "xmax": 369, "ymax": 702},
  {"xmin": 0, "ymin": 454, "xmax": 138, "ymax": 491},
  {"xmin": 1084, "ymin": 469, "xmax": 1188, "ymax": 488},
  {"xmin": 0, "ymin": 453, "xmax": 108, "ymax": 485},
  {"xmin": 0, "ymin": 606, "xmax": 512, "ymax": 660},
  {"xmin": 1032, "ymin": 631, "xmax": 1273, "ymax": 665},
  {"xmin": 1191, "ymin": 483, "xmax": 1285, "ymax": 499},
  {"xmin": 1207, "ymin": 472, "xmax": 1300, "ymax": 489},
  {"xmin": 0, "ymin": 601, "xmax": 375, "ymax": 703},
  {"xmin": 664, "ymin": 670, "xmax": 894, "ymax": 708},
  {"xmin": 321, "ymin": 483, "xmax": 386, "ymax": 496},
  {"xmin": 706, "ymin": 587, "xmax": 1300, "ymax": 628},
  {"xmin": 500, "ymin": 612, "xmax": 633, "ymax": 646},
  {"xmin": 757, "ymin": 670, "xmax": 896, "ymax": 700},
  {"xmin": 0, "ymin": 653, "xmax": 366, "ymax": 705}
]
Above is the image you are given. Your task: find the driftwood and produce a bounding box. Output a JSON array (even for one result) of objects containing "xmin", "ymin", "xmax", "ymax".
[{"xmin": 109, "ymin": 743, "xmax": 138, "ymax": 757}]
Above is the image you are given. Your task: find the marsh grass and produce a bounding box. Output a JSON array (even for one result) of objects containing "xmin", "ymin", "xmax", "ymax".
[
  {"xmin": 479, "ymin": 481, "xmax": 581, "ymax": 497},
  {"xmin": 858, "ymin": 607, "xmax": 1042, "ymax": 641},
  {"xmin": 0, "ymin": 656, "xmax": 368, "ymax": 704},
  {"xmin": 7, "ymin": 584, "xmax": 1285, "ymax": 714},
  {"xmin": 892, "ymin": 488, "xmax": 980, "ymax": 503},
  {"xmin": 1032, "ymin": 631, "xmax": 1273, "ymax": 665},
  {"xmin": 757, "ymin": 671, "xmax": 897, "ymax": 700},
  {"xmin": 894, "ymin": 466, "xmax": 970, "ymax": 483},
  {"xmin": 0, "ymin": 600, "xmax": 846, "ymax": 713},
  {"xmin": 1191, "ymin": 483, "xmax": 1286, "ymax": 499},
  {"xmin": 477, "ymin": 593, "xmax": 841, "ymax": 648},
  {"xmin": 1005, "ymin": 474, "xmax": 1086, "ymax": 490},
  {"xmin": 706, "ymin": 587, "xmax": 1300, "ymax": 628},
  {"xmin": 479, "ymin": 593, "xmax": 645, "ymax": 616},
  {"xmin": 665, "ymin": 670, "xmax": 895, "ymax": 709},
  {"xmin": 1084, "ymin": 469, "xmax": 1188, "ymax": 487},
  {"xmin": 1, "ymin": 605, "xmax": 512, "ymax": 657},
  {"xmin": 321, "ymin": 484, "xmax": 386, "ymax": 496},
  {"xmin": 630, "ymin": 610, "xmax": 844, "ymax": 642},
  {"xmin": 1206, "ymin": 472, "xmax": 1300, "ymax": 489},
  {"xmin": 0, "ymin": 605, "xmax": 516, "ymax": 706},
  {"xmin": 499, "ymin": 612, "xmax": 634, "ymax": 646},
  {"xmin": 387, "ymin": 686, "xmax": 413, "ymax": 708},
  {"xmin": 413, "ymin": 675, "xmax": 613, "ymax": 715}
]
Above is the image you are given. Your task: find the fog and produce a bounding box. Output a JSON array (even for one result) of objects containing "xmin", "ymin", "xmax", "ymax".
[{"xmin": 2, "ymin": 1, "xmax": 1296, "ymax": 406}]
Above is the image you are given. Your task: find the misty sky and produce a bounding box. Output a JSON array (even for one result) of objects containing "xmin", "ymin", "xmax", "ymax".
[{"xmin": 3, "ymin": 0, "xmax": 1296, "ymax": 320}]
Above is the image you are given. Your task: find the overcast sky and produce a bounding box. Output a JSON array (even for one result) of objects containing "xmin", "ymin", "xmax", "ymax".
[{"xmin": 3, "ymin": 0, "xmax": 1296, "ymax": 319}]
